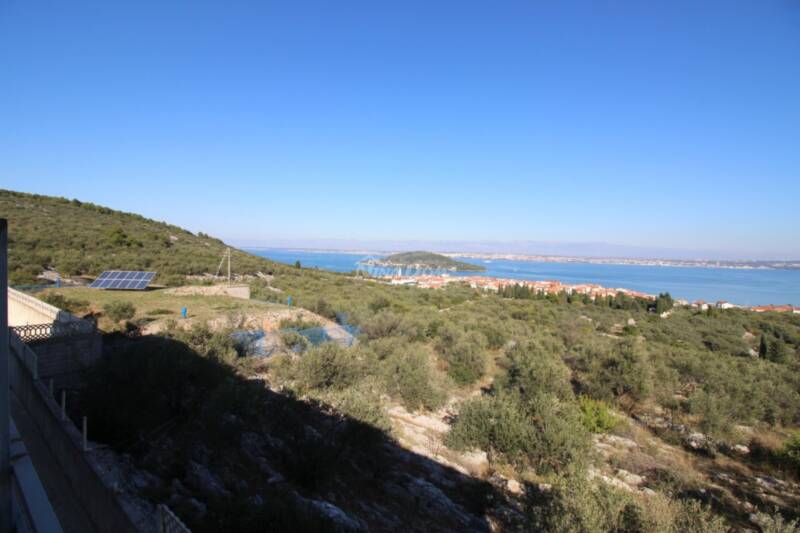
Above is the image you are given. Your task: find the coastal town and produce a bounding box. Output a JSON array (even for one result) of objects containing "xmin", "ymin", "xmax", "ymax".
[
  {"xmin": 438, "ymin": 252, "xmax": 800, "ymax": 271},
  {"xmin": 384, "ymin": 273, "xmax": 800, "ymax": 313}
]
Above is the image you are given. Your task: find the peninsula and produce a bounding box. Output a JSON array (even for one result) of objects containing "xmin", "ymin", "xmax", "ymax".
[{"xmin": 360, "ymin": 251, "xmax": 486, "ymax": 272}]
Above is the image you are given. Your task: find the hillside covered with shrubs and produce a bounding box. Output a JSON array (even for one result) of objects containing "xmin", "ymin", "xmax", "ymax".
[
  {"xmin": 1, "ymin": 189, "xmax": 286, "ymax": 285},
  {"xmin": 11, "ymin": 190, "xmax": 800, "ymax": 530},
  {"xmin": 65, "ymin": 263, "xmax": 800, "ymax": 530},
  {"xmin": 251, "ymin": 259, "xmax": 800, "ymax": 529}
]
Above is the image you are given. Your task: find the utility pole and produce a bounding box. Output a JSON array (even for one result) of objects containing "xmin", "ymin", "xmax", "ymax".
[
  {"xmin": 215, "ymin": 247, "xmax": 232, "ymax": 283},
  {"xmin": 1, "ymin": 219, "xmax": 11, "ymax": 533}
]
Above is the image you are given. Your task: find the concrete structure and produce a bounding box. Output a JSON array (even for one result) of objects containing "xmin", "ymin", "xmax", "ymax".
[
  {"xmin": 165, "ymin": 284, "xmax": 251, "ymax": 299},
  {"xmin": 3, "ymin": 219, "xmax": 65, "ymax": 532},
  {"xmin": 7, "ymin": 287, "xmax": 84, "ymax": 327},
  {"xmin": 28, "ymin": 333, "xmax": 103, "ymax": 391},
  {"xmin": 9, "ymin": 332, "xmax": 143, "ymax": 532},
  {"xmin": 2, "ymin": 218, "xmax": 11, "ymax": 533},
  {"xmin": 9, "ymin": 418, "xmax": 62, "ymax": 532},
  {"xmin": 7, "ymin": 285, "xmax": 101, "ymax": 392}
]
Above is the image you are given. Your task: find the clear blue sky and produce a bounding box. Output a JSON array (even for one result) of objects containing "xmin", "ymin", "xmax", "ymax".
[{"xmin": 2, "ymin": 1, "xmax": 799, "ymax": 258}]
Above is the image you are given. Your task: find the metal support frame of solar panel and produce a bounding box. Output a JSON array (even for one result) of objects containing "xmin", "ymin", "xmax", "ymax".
[{"xmin": 89, "ymin": 271, "xmax": 156, "ymax": 290}]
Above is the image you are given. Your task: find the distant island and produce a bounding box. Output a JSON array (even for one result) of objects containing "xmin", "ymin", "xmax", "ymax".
[{"xmin": 360, "ymin": 251, "xmax": 486, "ymax": 272}]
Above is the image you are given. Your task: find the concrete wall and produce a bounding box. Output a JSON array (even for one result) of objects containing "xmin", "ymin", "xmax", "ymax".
[
  {"xmin": 165, "ymin": 284, "xmax": 251, "ymax": 299},
  {"xmin": 29, "ymin": 334, "xmax": 103, "ymax": 391},
  {"xmin": 8, "ymin": 288, "xmax": 81, "ymax": 327},
  {"xmin": 223, "ymin": 285, "xmax": 251, "ymax": 299},
  {"xmin": 9, "ymin": 418, "xmax": 63, "ymax": 533},
  {"xmin": 1, "ymin": 219, "xmax": 11, "ymax": 533},
  {"xmin": 8, "ymin": 287, "xmax": 101, "ymax": 390},
  {"xmin": 8, "ymin": 334, "xmax": 146, "ymax": 533}
]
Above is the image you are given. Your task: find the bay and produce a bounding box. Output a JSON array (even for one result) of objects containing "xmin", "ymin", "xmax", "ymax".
[{"xmin": 246, "ymin": 248, "xmax": 800, "ymax": 307}]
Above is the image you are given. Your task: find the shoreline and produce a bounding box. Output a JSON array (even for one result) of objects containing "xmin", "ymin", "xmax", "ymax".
[
  {"xmin": 242, "ymin": 247, "xmax": 800, "ymax": 271},
  {"xmin": 379, "ymin": 273, "xmax": 799, "ymax": 314},
  {"xmin": 247, "ymin": 248, "xmax": 800, "ymax": 307}
]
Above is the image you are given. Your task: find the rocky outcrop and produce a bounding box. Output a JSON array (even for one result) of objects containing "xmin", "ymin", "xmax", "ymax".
[
  {"xmin": 387, "ymin": 405, "xmax": 489, "ymax": 477},
  {"xmin": 185, "ymin": 460, "xmax": 231, "ymax": 498}
]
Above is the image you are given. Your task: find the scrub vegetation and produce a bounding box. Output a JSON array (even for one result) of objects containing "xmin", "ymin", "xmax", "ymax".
[
  {"xmin": 7, "ymin": 190, "xmax": 800, "ymax": 530},
  {"xmin": 1, "ymin": 189, "xmax": 275, "ymax": 285}
]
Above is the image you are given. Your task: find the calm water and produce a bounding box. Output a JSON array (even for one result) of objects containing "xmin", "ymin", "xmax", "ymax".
[{"xmin": 247, "ymin": 248, "xmax": 800, "ymax": 307}]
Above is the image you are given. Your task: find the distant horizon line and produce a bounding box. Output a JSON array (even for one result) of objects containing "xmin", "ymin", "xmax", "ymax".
[
  {"xmin": 237, "ymin": 245, "xmax": 800, "ymax": 267},
  {"xmin": 229, "ymin": 238, "xmax": 800, "ymax": 263}
]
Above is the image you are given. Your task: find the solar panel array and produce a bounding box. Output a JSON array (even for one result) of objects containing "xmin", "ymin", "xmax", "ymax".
[{"xmin": 89, "ymin": 271, "xmax": 156, "ymax": 290}]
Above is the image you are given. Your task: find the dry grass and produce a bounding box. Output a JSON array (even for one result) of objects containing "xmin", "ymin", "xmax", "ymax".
[{"xmin": 41, "ymin": 286, "xmax": 285, "ymax": 328}]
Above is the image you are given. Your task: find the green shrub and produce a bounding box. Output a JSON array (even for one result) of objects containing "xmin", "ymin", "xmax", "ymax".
[
  {"xmin": 577, "ymin": 338, "xmax": 652, "ymax": 405},
  {"xmin": 314, "ymin": 298, "xmax": 337, "ymax": 319},
  {"xmin": 295, "ymin": 343, "xmax": 365, "ymax": 391},
  {"xmin": 499, "ymin": 341, "xmax": 574, "ymax": 401},
  {"xmin": 280, "ymin": 331, "xmax": 310, "ymax": 352},
  {"xmin": 169, "ymin": 322, "xmax": 239, "ymax": 365},
  {"xmin": 754, "ymin": 510, "xmax": 800, "ymax": 533},
  {"xmin": 40, "ymin": 292, "xmax": 68, "ymax": 309},
  {"xmin": 671, "ymin": 499, "xmax": 728, "ymax": 532},
  {"xmin": 579, "ymin": 396, "xmax": 617, "ymax": 433},
  {"xmin": 382, "ymin": 346, "xmax": 447, "ymax": 411},
  {"xmin": 103, "ymin": 300, "xmax": 136, "ymax": 322},
  {"xmin": 447, "ymin": 393, "xmax": 532, "ymax": 463},
  {"xmin": 767, "ymin": 338, "xmax": 791, "ymax": 364},
  {"xmin": 40, "ymin": 292, "xmax": 90, "ymax": 314},
  {"xmin": 446, "ymin": 339, "xmax": 486, "ymax": 385},
  {"xmin": 690, "ymin": 389, "xmax": 734, "ymax": 439},
  {"xmin": 324, "ymin": 383, "xmax": 391, "ymax": 432},
  {"xmin": 531, "ymin": 476, "xmax": 727, "ymax": 533},
  {"xmin": 531, "ymin": 475, "xmax": 632, "ymax": 532},
  {"xmin": 447, "ymin": 392, "xmax": 589, "ymax": 473},
  {"xmin": 369, "ymin": 296, "xmax": 391, "ymax": 313},
  {"xmin": 369, "ymin": 337, "xmax": 409, "ymax": 360},
  {"xmin": 783, "ymin": 431, "xmax": 800, "ymax": 477},
  {"xmin": 361, "ymin": 310, "xmax": 410, "ymax": 339},
  {"xmin": 479, "ymin": 321, "xmax": 507, "ymax": 350}
]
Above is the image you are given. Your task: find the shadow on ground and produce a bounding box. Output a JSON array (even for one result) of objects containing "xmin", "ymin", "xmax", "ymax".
[{"xmin": 78, "ymin": 334, "xmax": 528, "ymax": 532}]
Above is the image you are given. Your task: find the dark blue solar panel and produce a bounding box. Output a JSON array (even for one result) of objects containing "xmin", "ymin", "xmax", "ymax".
[{"xmin": 90, "ymin": 271, "xmax": 157, "ymax": 290}]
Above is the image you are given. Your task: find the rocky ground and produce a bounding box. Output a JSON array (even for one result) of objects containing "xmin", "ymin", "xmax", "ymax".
[
  {"xmin": 385, "ymin": 395, "xmax": 799, "ymax": 532},
  {"xmin": 113, "ymin": 380, "xmax": 530, "ymax": 532}
]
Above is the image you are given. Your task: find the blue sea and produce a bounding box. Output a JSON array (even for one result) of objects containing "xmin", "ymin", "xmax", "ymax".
[{"xmin": 247, "ymin": 248, "xmax": 800, "ymax": 307}]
